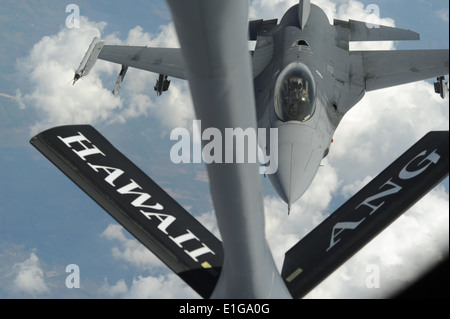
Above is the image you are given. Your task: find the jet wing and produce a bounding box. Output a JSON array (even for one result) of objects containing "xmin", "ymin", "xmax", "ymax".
[
  {"xmin": 334, "ymin": 19, "xmax": 420, "ymax": 42},
  {"xmin": 353, "ymin": 49, "xmax": 449, "ymax": 91},
  {"xmin": 248, "ymin": 19, "xmax": 278, "ymax": 40},
  {"xmin": 98, "ymin": 45, "xmax": 187, "ymax": 80},
  {"xmin": 81, "ymin": 41, "xmax": 272, "ymax": 84}
]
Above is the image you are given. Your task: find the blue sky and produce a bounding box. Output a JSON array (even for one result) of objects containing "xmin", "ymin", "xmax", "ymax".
[{"xmin": 0, "ymin": 0, "xmax": 448, "ymax": 298}]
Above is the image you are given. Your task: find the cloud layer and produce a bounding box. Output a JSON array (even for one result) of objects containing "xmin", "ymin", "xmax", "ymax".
[
  {"xmin": 100, "ymin": 224, "xmax": 199, "ymax": 298},
  {"xmin": 13, "ymin": 252, "xmax": 49, "ymax": 296},
  {"xmin": 16, "ymin": 17, "xmax": 193, "ymax": 135}
]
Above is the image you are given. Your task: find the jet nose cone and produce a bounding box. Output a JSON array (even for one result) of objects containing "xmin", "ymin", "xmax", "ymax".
[
  {"xmin": 269, "ymin": 142, "xmax": 311, "ymax": 206},
  {"xmin": 268, "ymin": 123, "xmax": 323, "ymax": 208}
]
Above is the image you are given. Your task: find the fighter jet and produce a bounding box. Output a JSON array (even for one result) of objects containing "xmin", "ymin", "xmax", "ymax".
[{"xmin": 33, "ymin": 0, "xmax": 448, "ymax": 298}]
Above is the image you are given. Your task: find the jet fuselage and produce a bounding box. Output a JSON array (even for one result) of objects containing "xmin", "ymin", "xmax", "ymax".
[{"xmin": 254, "ymin": 4, "xmax": 365, "ymax": 208}]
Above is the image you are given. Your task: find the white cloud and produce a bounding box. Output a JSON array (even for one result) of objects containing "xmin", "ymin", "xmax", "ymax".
[
  {"xmin": 100, "ymin": 278, "xmax": 128, "ymax": 297},
  {"xmin": 126, "ymin": 23, "xmax": 180, "ymax": 48},
  {"xmin": 304, "ymin": 186, "xmax": 449, "ymax": 298},
  {"xmin": 340, "ymin": 175, "xmax": 372, "ymax": 198},
  {"xmin": 100, "ymin": 224, "xmax": 165, "ymax": 269},
  {"xmin": 17, "ymin": 17, "xmax": 124, "ymax": 134},
  {"xmin": 13, "ymin": 252, "xmax": 49, "ymax": 296},
  {"xmin": 196, "ymin": 210, "xmax": 222, "ymax": 240},
  {"xmin": 249, "ymin": 0, "xmax": 298, "ymax": 20},
  {"xmin": 101, "ymin": 273, "xmax": 199, "ymax": 299},
  {"xmin": 330, "ymin": 81, "xmax": 449, "ymax": 188},
  {"xmin": 99, "ymin": 223, "xmax": 206, "ymax": 298},
  {"xmin": 153, "ymin": 80, "xmax": 195, "ymax": 131},
  {"xmin": 99, "ymin": 224, "xmax": 200, "ymax": 298},
  {"xmin": 435, "ymin": 8, "xmax": 449, "ymax": 23},
  {"xmin": 16, "ymin": 16, "xmax": 193, "ymax": 136},
  {"xmin": 126, "ymin": 274, "xmax": 198, "ymax": 298}
]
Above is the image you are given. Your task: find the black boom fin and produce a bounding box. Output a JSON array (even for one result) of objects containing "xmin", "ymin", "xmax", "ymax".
[
  {"xmin": 282, "ymin": 131, "xmax": 449, "ymax": 299},
  {"xmin": 30, "ymin": 125, "xmax": 223, "ymax": 299}
]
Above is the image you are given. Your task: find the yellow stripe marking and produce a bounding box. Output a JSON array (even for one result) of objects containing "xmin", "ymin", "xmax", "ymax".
[
  {"xmin": 286, "ymin": 268, "xmax": 303, "ymax": 282},
  {"xmin": 201, "ymin": 261, "xmax": 212, "ymax": 269}
]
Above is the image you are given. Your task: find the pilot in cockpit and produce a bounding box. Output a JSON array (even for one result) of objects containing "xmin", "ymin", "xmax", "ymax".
[{"xmin": 275, "ymin": 63, "xmax": 316, "ymax": 123}]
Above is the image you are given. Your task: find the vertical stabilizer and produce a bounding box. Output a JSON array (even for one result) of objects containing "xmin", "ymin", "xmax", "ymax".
[{"xmin": 298, "ymin": 0, "xmax": 311, "ymax": 29}]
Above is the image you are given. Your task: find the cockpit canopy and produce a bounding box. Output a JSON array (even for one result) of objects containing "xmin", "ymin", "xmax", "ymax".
[{"xmin": 274, "ymin": 63, "xmax": 316, "ymax": 122}]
